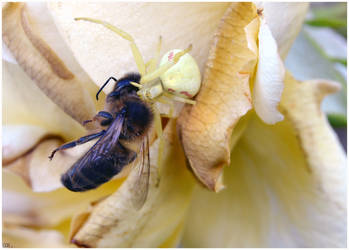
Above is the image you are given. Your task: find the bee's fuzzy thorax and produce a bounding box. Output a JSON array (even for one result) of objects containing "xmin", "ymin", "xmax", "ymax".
[{"xmin": 121, "ymin": 99, "xmax": 154, "ymax": 141}]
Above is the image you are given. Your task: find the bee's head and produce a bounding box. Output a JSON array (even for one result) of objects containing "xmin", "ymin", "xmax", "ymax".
[
  {"xmin": 114, "ymin": 72, "xmax": 141, "ymax": 93},
  {"xmin": 107, "ymin": 73, "xmax": 141, "ymax": 100}
]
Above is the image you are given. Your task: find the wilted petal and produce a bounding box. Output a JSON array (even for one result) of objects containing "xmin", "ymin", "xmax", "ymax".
[
  {"xmin": 2, "ymin": 3, "xmax": 100, "ymax": 125},
  {"xmin": 253, "ymin": 16, "xmax": 285, "ymax": 124},
  {"xmin": 70, "ymin": 120, "xmax": 195, "ymax": 247},
  {"xmin": 182, "ymin": 73, "xmax": 346, "ymax": 247},
  {"xmin": 48, "ymin": 2, "xmax": 229, "ymax": 92},
  {"xmin": 178, "ymin": 2, "xmax": 259, "ymax": 191}
]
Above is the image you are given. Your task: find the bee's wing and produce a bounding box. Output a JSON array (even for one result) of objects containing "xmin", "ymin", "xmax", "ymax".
[
  {"xmin": 64, "ymin": 112, "xmax": 127, "ymax": 191},
  {"xmin": 131, "ymin": 135, "xmax": 151, "ymax": 210}
]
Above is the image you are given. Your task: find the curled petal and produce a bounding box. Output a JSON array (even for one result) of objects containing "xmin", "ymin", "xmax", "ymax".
[
  {"xmin": 2, "ymin": 3, "xmax": 100, "ymax": 125},
  {"xmin": 280, "ymin": 73, "xmax": 346, "ymax": 207},
  {"xmin": 253, "ymin": 17, "xmax": 285, "ymax": 124},
  {"xmin": 3, "ymin": 125, "xmax": 47, "ymax": 165},
  {"xmin": 182, "ymin": 73, "xmax": 346, "ymax": 247},
  {"xmin": 178, "ymin": 2, "xmax": 259, "ymax": 191}
]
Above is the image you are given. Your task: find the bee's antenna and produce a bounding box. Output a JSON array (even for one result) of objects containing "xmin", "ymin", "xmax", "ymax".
[{"xmin": 96, "ymin": 77, "xmax": 118, "ymax": 100}]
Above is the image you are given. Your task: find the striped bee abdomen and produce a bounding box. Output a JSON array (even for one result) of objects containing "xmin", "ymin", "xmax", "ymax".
[{"xmin": 61, "ymin": 142, "xmax": 137, "ymax": 192}]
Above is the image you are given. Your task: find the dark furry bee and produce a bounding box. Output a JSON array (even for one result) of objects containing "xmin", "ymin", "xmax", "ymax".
[
  {"xmin": 49, "ymin": 73, "xmax": 153, "ymax": 207},
  {"xmin": 48, "ymin": 16, "xmax": 198, "ymax": 210}
]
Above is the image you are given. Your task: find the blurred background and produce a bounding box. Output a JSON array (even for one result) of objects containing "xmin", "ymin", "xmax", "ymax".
[{"xmin": 286, "ymin": 2, "xmax": 347, "ymax": 150}]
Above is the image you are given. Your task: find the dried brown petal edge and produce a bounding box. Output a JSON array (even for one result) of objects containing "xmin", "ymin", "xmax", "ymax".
[{"xmin": 178, "ymin": 2, "xmax": 259, "ymax": 191}]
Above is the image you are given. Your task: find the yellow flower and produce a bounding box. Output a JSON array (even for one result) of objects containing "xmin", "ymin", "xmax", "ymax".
[{"xmin": 2, "ymin": 2, "xmax": 346, "ymax": 248}]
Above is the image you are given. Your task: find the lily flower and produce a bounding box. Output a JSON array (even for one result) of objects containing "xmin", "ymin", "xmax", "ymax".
[{"xmin": 2, "ymin": 2, "xmax": 346, "ymax": 248}]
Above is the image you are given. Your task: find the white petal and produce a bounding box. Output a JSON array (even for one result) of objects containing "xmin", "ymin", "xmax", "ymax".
[
  {"xmin": 3, "ymin": 125, "xmax": 47, "ymax": 164},
  {"xmin": 2, "ymin": 42, "xmax": 17, "ymax": 64},
  {"xmin": 255, "ymin": 2, "xmax": 309, "ymax": 59},
  {"xmin": 253, "ymin": 18, "xmax": 285, "ymax": 124}
]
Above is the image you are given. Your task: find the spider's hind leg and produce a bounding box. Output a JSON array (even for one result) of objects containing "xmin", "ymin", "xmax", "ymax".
[
  {"xmin": 151, "ymin": 104, "xmax": 165, "ymax": 178},
  {"xmin": 155, "ymin": 96, "xmax": 175, "ymax": 118}
]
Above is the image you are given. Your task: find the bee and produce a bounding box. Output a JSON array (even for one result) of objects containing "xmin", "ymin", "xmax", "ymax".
[{"xmin": 49, "ymin": 17, "xmax": 201, "ymax": 209}]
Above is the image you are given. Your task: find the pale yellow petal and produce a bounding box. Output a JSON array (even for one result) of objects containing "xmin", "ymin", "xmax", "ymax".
[
  {"xmin": 3, "ymin": 125, "xmax": 47, "ymax": 165},
  {"xmin": 3, "ymin": 169, "xmax": 125, "ymax": 227},
  {"xmin": 4, "ymin": 137, "xmax": 98, "ymax": 192},
  {"xmin": 70, "ymin": 120, "xmax": 195, "ymax": 247},
  {"xmin": 2, "ymin": 42, "xmax": 17, "ymax": 64},
  {"xmin": 253, "ymin": 16, "xmax": 285, "ymax": 124},
  {"xmin": 182, "ymin": 74, "xmax": 346, "ymax": 247},
  {"xmin": 3, "ymin": 62, "xmax": 85, "ymax": 141},
  {"xmin": 3, "ymin": 225, "xmax": 72, "ymax": 248},
  {"xmin": 280, "ymin": 72, "xmax": 346, "ymax": 207},
  {"xmin": 3, "ymin": 57, "xmax": 97, "ymax": 191},
  {"xmin": 48, "ymin": 2, "xmax": 229, "ymax": 92},
  {"xmin": 2, "ymin": 3, "xmax": 100, "ymax": 125},
  {"xmin": 178, "ymin": 3, "xmax": 259, "ymax": 191}
]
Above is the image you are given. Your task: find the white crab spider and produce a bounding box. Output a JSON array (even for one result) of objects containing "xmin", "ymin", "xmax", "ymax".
[{"xmin": 75, "ymin": 17, "xmax": 202, "ymax": 167}]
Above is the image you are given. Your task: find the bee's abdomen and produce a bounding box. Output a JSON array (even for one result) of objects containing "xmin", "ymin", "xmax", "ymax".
[{"xmin": 61, "ymin": 143, "xmax": 137, "ymax": 192}]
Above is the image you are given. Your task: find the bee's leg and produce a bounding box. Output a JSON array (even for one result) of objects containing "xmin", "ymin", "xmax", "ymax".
[
  {"xmin": 48, "ymin": 130, "xmax": 106, "ymax": 160},
  {"xmin": 82, "ymin": 119, "xmax": 93, "ymax": 126},
  {"xmin": 145, "ymin": 36, "xmax": 162, "ymax": 74},
  {"xmin": 95, "ymin": 111, "xmax": 114, "ymax": 126},
  {"xmin": 140, "ymin": 44, "xmax": 192, "ymax": 84},
  {"xmin": 83, "ymin": 111, "xmax": 114, "ymax": 127},
  {"xmin": 75, "ymin": 18, "xmax": 146, "ymax": 75}
]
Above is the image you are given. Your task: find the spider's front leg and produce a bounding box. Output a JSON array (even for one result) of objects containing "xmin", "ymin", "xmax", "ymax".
[{"xmin": 75, "ymin": 17, "xmax": 146, "ymax": 76}]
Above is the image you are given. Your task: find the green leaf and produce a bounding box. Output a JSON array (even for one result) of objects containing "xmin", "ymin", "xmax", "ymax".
[
  {"xmin": 306, "ymin": 18, "xmax": 346, "ymax": 29},
  {"xmin": 327, "ymin": 113, "xmax": 347, "ymax": 128}
]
